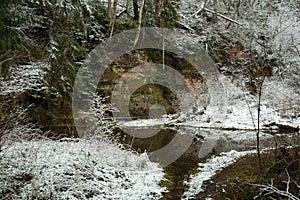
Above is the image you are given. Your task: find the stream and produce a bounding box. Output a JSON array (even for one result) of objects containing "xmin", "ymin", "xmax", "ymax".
[{"xmin": 116, "ymin": 125, "xmax": 299, "ymax": 199}]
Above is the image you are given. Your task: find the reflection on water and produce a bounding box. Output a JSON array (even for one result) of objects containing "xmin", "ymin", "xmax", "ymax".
[{"xmin": 117, "ymin": 127, "xmax": 201, "ymax": 200}]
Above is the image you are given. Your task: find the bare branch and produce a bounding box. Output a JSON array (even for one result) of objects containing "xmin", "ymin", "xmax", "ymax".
[
  {"xmin": 251, "ymin": 173, "xmax": 300, "ymax": 200},
  {"xmin": 284, "ymin": 169, "xmax": 291, "ymax": 195},
  {"xmin": 194, "ymin": 2, "xmax": 205, "ymax": 18},
  {"xmin": 291, "ymin": 35, "xmax": 300, "ymax": 57}
]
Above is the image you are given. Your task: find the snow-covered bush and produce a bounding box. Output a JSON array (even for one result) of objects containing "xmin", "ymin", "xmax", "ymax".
[
  {"xmin": 0, "ymin": 139, "xmax": 165, "ymax": 199},
  {"xmin": 80, "ymin": 94, "xmax": 118, "ymax": 142},
  {"xmin": 0, "ymin": 106, "xmax": 45, "ymax": 151},
  {"xmin": 0, "ymin": 63, "xmax": 49, "ymax": 96}
]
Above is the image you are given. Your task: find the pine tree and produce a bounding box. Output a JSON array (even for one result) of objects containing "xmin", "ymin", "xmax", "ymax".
[{"xmin": 0, "ymin": 0, "xmax": 22, "ymax": 55}]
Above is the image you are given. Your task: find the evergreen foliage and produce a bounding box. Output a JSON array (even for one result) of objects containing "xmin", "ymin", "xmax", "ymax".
[
  {"xmin": 0, "ymin": 0, "xmax": 22, "ymax": 55},
  {"xmin": 0, "ymin": 0, "xmax": 110, "ymax": 136}
]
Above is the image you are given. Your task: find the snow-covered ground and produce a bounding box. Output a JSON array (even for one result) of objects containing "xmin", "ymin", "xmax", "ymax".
[
  {"xmin": 182, "ymin": 150, "xmax": 256, "ymax": 199},
  {"xmin": 182, "ymin": 76, "xmax": 300, "ymax": 130},
  {"xmin": 0, "ymin": 139, "xmax": 165, "ymax": 199},
  {"xmin": 118, "ymin": 118, "xmax": 170, "ymax": 128}
]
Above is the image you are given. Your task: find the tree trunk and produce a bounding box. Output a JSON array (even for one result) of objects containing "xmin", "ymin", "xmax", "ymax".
[
  {"xmin": 154, "ymin": 0, "xmax": 162, "ymax": 26},
  {"xmin": 133, "ymin": 0, "xmax": 139, "ymax": 19},
  {"xmin": 257, "ymin": 76, "xmax": 265, "ymax": 172},
  {"xmin": 108, "ymin": 0, "xmax": 112, "ymax": 19},
  {"xmin": 109, "ymin": 0, "xmax": 118, "ymax": 38}
]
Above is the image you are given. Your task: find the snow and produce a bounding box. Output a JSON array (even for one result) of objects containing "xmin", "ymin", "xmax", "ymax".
[
  {"xmin": 121, "ymin": 77, "xmax": 300, "ymax": 132},
  {"xmin": 182, "ymin": 150, "xmax": 256, "ymax": 199},
  {"xmin": 1, "ymin": 1, "xmax": 299, "ymax": 199},
  {"xmin": 0, "ymin": 139, "xmax": 165, "ymax": 199},
  {"xmin": 117, "ymin": 74, "xmax": 299, "ymax": 131},
  {"xmin": 0, "ymin": 62, "xmax": 49, "ymax": 96},
  {"xmin": 118, "ymin": 118, "xmax": 169, "ymax": 127},
  {"xmin": 175, "ymin": 75, "xmax": 300, "ymax": 131}
]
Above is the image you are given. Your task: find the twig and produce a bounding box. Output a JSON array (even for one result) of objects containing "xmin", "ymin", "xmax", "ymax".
[
  {"xmin": 194, "ymin": 2, "xmax": 205, "ymax": 18},
  {"xmin": 257, "ymin": 75, "xmax": 265, "ymax": 172},
  {"xmin": 253, "ymin": 183, "xmax": 299, "ymax": 200},
  {"xmin": 204, "ymin": 7, "xmax": 242, "ymax": 25},
  {"xmin": 284, "ymin": 168, "xmax": 290, "ymax": 195},
  {"xmin": 162, "ymin": 37, "xmax": 165, "ymax": 71},
  {"xmin": 273, "ymin": 23, "xmax": 293, "ymax": 38}
]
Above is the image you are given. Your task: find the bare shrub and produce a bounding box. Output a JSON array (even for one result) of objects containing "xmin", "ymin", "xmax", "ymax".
[
  {"xmin": 80, "ymin": 94, "xmax": 118, "ymax": 142},
  {"xmin": 0, "ymin": 106, "xmax": 46, "ymax": 151}
]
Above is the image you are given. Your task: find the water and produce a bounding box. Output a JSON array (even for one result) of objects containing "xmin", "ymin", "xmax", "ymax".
[{"xmin": 116, "ymin": 125, "xmax": 299, "ymax": 199}]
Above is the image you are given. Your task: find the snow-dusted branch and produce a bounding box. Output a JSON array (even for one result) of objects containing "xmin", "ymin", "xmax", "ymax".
[
  {"xmin": 116, "ymin": 8, "xmax": 127, "ymax": 18},
  {"xmin": 203, "ymin": 8, "xmax": 242, "ymax": 25},
  {"xmin": 194, "ymin": 4, "xmax": 243, "ymax": 25},
  {"xmin": 0, "ymin": 57, "xmax": 14, "ymax": 72},
  {"xmin": 252, "ymin": 169, "xmax": 300, "ymax": 200}
]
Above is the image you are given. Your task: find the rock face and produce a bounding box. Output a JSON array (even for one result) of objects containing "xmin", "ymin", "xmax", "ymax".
[{"xmin": 98, "ymin": 50, "xmax": 205, "ymax": 119}]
